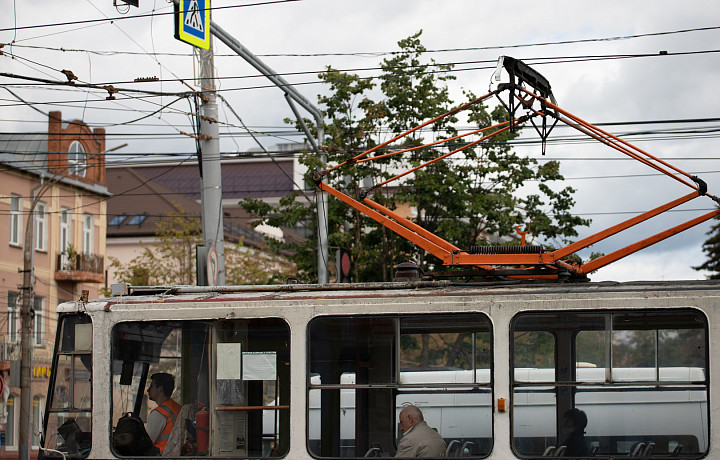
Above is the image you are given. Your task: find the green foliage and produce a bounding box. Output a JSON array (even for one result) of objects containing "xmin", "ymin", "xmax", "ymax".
[
  {"xmin": 693, "ymin": 210, "xmax": 720, "ymax": 279},
  {"xmin": 241, "ymin": 31, "xmax": 590, "ymax": 282},
  {"xmin": 399, "ymin": 332, "xmax": 491, "ymax": 371},
  {"xmin": 107, "ymin": 207, "xmax": 296, "ymax": 288},
  {"xmin": 513, "ymin": 331, "xmax": 555, "ymax": 368}
]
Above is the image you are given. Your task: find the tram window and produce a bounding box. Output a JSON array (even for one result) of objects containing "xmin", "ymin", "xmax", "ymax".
[
  {"xmin": 511, "ymin": 309, "xmax": 708, "ymax": 458},
  {"xmin": 109, "ymin": 318, "xmax": 289, "ymax": 458},
  {"xmin": 42, "ymin": 314, "xmax": 93, "ymax": 459},
  {"xmin": 308, "ymin": 313, "xmax": 492, "ymax": 458}
]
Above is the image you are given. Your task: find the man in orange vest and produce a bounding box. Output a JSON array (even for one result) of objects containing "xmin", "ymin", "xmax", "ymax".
[{"xmin": 146, "ymin": 372, "xmax": 182, "ymax": 454}]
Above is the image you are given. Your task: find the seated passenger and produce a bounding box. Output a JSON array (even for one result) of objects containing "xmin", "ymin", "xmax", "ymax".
[
  {"xmin": 560, "ymin": 408, "xmax": 589, "ymax": 457},
  {"xmin": 395, "ymin": 405, "xmax": 446, "ymax": 458}
]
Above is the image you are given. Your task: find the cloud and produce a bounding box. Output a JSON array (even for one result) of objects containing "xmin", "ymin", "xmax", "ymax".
[{"xmin": 592, "ymin": 246, "xmax": 711, "ymax": 281}]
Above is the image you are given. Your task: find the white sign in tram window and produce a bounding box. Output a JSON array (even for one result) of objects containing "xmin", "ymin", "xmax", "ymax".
[
  {"xmin": 217, "ymin": 343, "xmax": 242, "ymax": 380},
  {"xmin": 75, "ymin": 323, "xmax": 92, "ymax": 351},
  {"xmin": 242, "ymin": 352, "xmax": 276, "ymax": 381}
]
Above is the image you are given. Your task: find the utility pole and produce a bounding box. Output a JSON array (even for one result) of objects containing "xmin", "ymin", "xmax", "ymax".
[
  {"xmin": 19, "ymin": 217, "xmax": 33, "ymax": 460},
  {"xmin": 198, "ymin": 32, "xmax": 225, "ymax": 285},
  {"xmin": 19, "ymin": 181, "xmax": 46, "ymax": 460}
]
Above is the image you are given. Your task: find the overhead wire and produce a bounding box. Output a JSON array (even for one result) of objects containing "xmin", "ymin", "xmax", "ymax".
[
  {"xmin": 4, "ymin": 37, "xmax": 720, "ymax": 92},
  {"xmin": 5, "ymin": 50, "xmax": 720, "ymax": 148},
  {"xmin": 1, "ymin": 18, "xmax": 719, "ymax": 222},
  {"xmin": 11, "ymin": 49, "xmax": 709, "ymax": 90},
  {"xmin": 0, "ymin": 0, "xmax": 303, "ymax": 34},
  {"xmin": 5, "ymin": 23, "xmax": 720, "ymax": 54}
]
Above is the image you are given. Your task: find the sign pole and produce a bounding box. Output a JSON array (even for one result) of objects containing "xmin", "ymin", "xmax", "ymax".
[
  {"xmin": 175, "ymin": 1, "xmax": 224, "ymax": 285},
  {"xmin": 197, "ymin": 3, "xmax": 225, "ymax": 286}
]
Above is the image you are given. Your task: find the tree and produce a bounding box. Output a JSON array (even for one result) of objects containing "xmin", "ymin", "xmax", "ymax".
[
  {"xmin": 693, "ymin": 212, "xmax": 720, "ymax": 279},
  {"xmin": 242, "ymin": 31, "xmax": 589, "ymax": 282},
  {"xmin": 107, "ymin": 208, "xmax": 295, "ymax": 288}
]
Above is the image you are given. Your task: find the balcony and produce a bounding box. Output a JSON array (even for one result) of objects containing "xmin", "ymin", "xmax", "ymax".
[
  {"xmin": 0, "ymin": 340, "xmax": 20, "ymax": 362},
  {"xmin": 55, "ymin": 252, "xmax": 104, "ymax": 283}
]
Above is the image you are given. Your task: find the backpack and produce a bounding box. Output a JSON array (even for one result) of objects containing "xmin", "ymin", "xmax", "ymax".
[{"xmin": 113, "ymin": 413, "xmax": 159, "ymax": 456}]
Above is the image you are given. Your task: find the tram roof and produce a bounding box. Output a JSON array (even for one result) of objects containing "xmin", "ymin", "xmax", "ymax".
[{"xmin": 58, "ymin": 279, "xmax": 720, "ymax": 314}]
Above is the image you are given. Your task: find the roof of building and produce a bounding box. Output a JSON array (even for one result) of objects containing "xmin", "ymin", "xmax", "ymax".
[
  {"xmin": 106, "ymin": 167, "xmax": 274, "ymax": 248},
  {"xmin": 106, "ymin": 167, "xmax": 202, "ymax": 237},
  {"xmin": 0, "ymin": 133, "xmax": 110, "ymax": 196},
  {"xmin": 106, "ymin": 157, "xmax": 296, "ymax": 200}
]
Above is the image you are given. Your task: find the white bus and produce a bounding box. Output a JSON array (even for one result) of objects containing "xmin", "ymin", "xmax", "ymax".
[{"xmin": 40, "ymin": 280, "xmax": 716, "ymax": 459}]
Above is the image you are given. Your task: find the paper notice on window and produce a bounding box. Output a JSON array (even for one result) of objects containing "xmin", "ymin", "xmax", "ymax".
[
  {"xmin": 217, "ymin": 343, "xmax": 242, "ymax": 380},
  {"xmin": 217, "ymin": 411, "xmax": 246, "ymax": 455},
  {"xmin": 242, "ymin": 352, "xmax": 276, "ymax": 381}
]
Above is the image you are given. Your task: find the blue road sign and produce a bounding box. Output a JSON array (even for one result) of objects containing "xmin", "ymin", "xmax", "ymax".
[{"xmin": 175, "ymin": 0, "xmax": 210, "ymax": 50}]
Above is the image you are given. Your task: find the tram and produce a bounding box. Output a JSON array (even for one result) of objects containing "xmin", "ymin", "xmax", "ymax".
[{"xmin": 39, "ymin": 279, "xmax": 717, "ymax": 459}]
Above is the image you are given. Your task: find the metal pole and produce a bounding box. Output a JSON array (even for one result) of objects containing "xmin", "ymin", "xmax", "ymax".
[
  {"xmin": 198, "ymin": 33, "xmax": 225, "ymax": 285},
  {"xmin": 209, "ymin": 21, "xmax": 329, "ymax": 283},
  {"xmin": 316, "ymin": 124, "xmax": 328, "ymax": 284},
  {"xmin": 19, "ymin": 183, "xmax": 42, "ymax": 460}
]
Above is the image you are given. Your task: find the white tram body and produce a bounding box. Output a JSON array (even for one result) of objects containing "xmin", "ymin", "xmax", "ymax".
[{"xmin": 39, "ymin": 280, "xmax": 719, "ymax": 459}]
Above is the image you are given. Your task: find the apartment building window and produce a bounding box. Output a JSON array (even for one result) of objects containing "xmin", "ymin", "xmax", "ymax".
[
  {"xmin": 60, "ymin": 207, "xmax": 71, "ymax": 251},
  {"xmin": 6, "ymin": 395, "xmax": 16, "ymax": 449},
  {"xmin": 10, "ymin": 194, "xmax": 22, "ymax": 246},
  {"xmin": 8, "ymin": 291, "xmax": 20, "ymax": 344},
  {"xmin": 69, "ymin": 141, "xmax": 87, "ymax": 177},
  {"xmin": 35, "ymin": 201, "xmax": 47, "ymax": 252},
  {"xmin": 33, "ymin": 296, "xmax": 45, "ymax": 346},
  {"xmin": 83, "ymin": 213, "xmax": 93, "ymax": 254},
  {"xmin": 32, "ymin": 396, "xmax": 44, "ymax": 447}
]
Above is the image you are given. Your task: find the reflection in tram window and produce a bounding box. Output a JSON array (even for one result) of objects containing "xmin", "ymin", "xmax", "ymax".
[
  {"xmin": 511, "ymin": 309, "xmax": 708, "ymax": 458},
  {"xmin": 308, "ymin": 313, "xmax": 492, "ymax": 458},
  {"xmin": 108, "ymin": 318, "xmax": 289, "ymax": 458}
]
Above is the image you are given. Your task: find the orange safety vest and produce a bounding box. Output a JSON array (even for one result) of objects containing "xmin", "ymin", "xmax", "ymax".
[{"xmin": 153, "ymin": 398, "xmax": 182, "ymax": 453}]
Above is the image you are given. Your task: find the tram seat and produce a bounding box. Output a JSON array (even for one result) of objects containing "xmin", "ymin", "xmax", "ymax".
[
  {"xmin": 459, "ymin": 441, "xmax": 474, "ymax": 457},
  {"xmin": 364, "ymin": 443, "xmax": 390, "ymax": 457},
  {"xmin": 589, "ymin": 445, "xmax": 599, "ymax": 456},
  {"xmin": 642, "ymin": 442, "xmax": 655, "ymax": 456},
  {"xmin": 553, "ymin": 446, "xmax": 566, "ymax": 456},
  {"xmin": 629, "ymin": 442, "xmax": 646, "ymax": 457},
  {"xmin": 542, "ymin": 446, "xmax": 556, "ymax": 456},
  {"xmin": 163, "ymin": 403, "xmax": 198, "ymax": 457},
  {"xmin": 444, "ymin": 440, "xmax": 461, "ymax": 457}
]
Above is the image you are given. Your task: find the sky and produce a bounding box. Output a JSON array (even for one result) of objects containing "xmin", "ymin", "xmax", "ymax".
[{"xmin": 2, "ymin": 0, "xmax": 720, "ymax": 282}]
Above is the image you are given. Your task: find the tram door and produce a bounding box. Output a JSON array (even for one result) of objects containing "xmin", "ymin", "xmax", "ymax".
[{"xmin": 212, "ymin": 319, "xmax": 290, "ymax": 458}]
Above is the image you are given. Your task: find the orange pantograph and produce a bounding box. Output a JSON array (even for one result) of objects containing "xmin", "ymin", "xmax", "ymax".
[{"xmin": 314, "ymin": 56, "xmax": 720, "ymax": 280}]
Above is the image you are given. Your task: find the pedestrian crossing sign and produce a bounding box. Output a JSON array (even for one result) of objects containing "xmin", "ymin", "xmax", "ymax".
[{"xmin": 174, "ymin": 0, "xmax": 210, "ymax": 50}]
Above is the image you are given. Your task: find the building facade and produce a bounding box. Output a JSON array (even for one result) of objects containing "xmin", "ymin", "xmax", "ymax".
[
  {"xmin": 105, "ymin": 147, "xmax": 307, "ymax": 287},
  {"xmin": 0, "ymin": 111, "xmax": 109, "ymax": 458}
]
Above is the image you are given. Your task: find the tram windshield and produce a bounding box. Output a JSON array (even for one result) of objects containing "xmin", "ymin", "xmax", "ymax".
[{"xmin": 42, "ymin": 314, "xmax": 93, "ymax": 458}]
